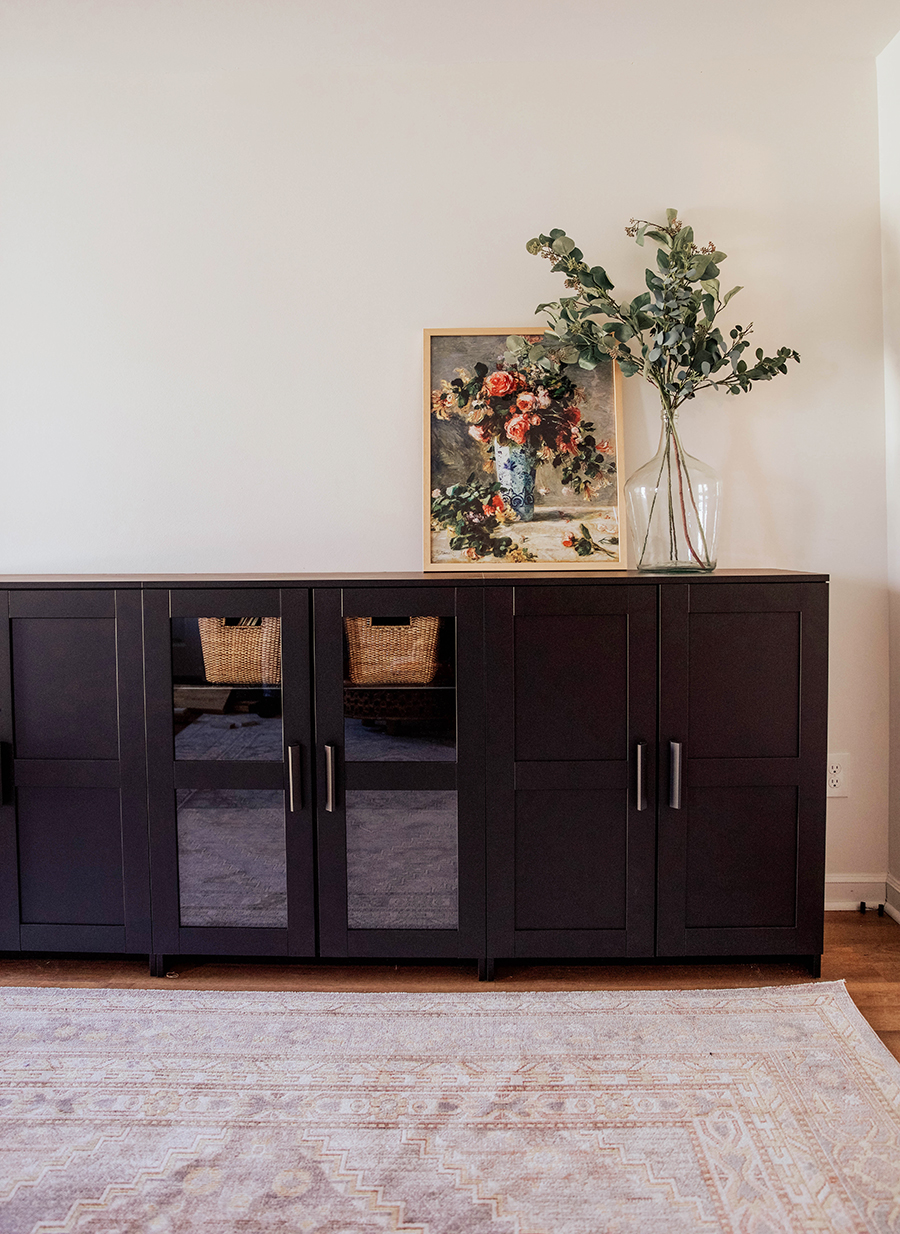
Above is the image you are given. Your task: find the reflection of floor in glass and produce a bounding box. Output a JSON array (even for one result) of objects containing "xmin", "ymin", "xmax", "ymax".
[
  {"xmin": 346, "ymin": 790, "xmax": 458, "ymax": 929},
  {"xmin": 174, "ymin": 713, "xmax": 283, "ymax": 760},
  {"xmin": 344, "ymin": 718, "xmax": 455, "ymax": 762},
  {"xmin": 177, "ymin": 789, "xmax": 287, "ymax": 927}
]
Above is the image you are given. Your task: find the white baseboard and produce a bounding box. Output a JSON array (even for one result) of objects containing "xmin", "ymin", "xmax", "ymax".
[{"xmin": 824, "ymin": 875, "xmax": 888, "ymax": 911}]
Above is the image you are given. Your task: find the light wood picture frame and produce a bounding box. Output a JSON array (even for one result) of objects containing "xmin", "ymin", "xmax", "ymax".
[{"xmin": 424, "ymin": 327, "xmax": 626, "ymax": 571}]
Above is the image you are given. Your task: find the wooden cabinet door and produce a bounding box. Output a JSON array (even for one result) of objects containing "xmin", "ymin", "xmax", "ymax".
[
  {"xmin": 144, "ymin": 587, "xmax": 315, "ymax": 960},
  {"xmin": 485, "ymin": 583, "xmax": 658, "ymax": 962},
  {"xmin": 0, "ymin": 589, "xmax": 150, "ymax": 952},
  {"xmin": 656, "ymin": 581, "xmax": 828, "ymax": 960},
  {"xmin": 313, "ymin": 586, "xmax": 485, "ymax": 963}
]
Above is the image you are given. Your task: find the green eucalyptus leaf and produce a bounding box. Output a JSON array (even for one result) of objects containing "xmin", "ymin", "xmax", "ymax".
[
  {"xmin": 506, "ymin": 335, "xmax": 526, "ymax": 352},
  {"xmin": 702, "ymin": 294, "xmax": 715, "ymax": 322},
  {"xmin": 578, "ymin": 356, "xmax": 598, "ymax": 369},
  {"xmin": 722, "ymin": 285, "xmax": 743, "ymax": 306},
  {"xmin": 657, "ymin": 250, "xmax": 670, "ymax": 272},
  {"xmin": 700, "ymin": 278, "xmax": 720, "ymax": 296},
  {"xmin": 552, "ymin": 236, "xmax": 576, "ymax": 255},
  {"xmin": 525, "ymin": 238, "xmax": 541, "ymax": 255},
  {"xmin": 645, "ymin": 230, "xmax": 669, "ymax": 245},
  {"xmin": 590, "ymin": 266, "xmax": 614, "ymax": 290},
  {"xmin": 711, "ymin": 250, "xmax": 727, "ymax": 263},
  {"xmin": 666, "ymin": 208, "xmax": 678, "ymax": 224},
  {"xmin": 635, "ymin": 224, "xmax": 646, "ymax": 246},
  {"xmin": 549, "ymin": 228, "xmax": 566, "ymax": 239}
]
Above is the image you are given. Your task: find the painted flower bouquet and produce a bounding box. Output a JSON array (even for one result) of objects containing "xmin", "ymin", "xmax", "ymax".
[
  {"xmin": 430, "ymin": 339, "xmax": 614, "ymax": 500},
  {"xmin": 430, "ymin": 337, "xmax": 617, "ymax": 561}
]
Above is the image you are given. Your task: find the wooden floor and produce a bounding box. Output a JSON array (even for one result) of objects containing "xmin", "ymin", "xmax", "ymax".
[{"xmin": 2, "ymin": 911, "xmax": 899, "ymax": 1060}]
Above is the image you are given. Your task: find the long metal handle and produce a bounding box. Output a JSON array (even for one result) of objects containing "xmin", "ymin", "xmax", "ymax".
[
  {"xmin": 324, "ymin": 744, "xmax": 336, "ymax": 813},
  {"xmin": 288, "ymin": 744, "xmax": 301, "ymax": 812},
  {"xmin": 636, "ymin": 741, "xmax": 647, "ymax": 811},
  {"xmin": 669, "ymin": 740, "xmax": 683, "ymax": 809}
]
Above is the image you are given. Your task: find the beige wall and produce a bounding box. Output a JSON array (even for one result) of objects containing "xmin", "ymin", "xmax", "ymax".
[
  {"xmin": 879, "ymin": 28, "xmax": 900, "ymax": 907},
  {"xmin": 0, "ymin": 0, "xmax": 897, "ymax": 885}
]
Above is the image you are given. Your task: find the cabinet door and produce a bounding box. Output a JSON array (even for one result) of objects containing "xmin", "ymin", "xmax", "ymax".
[
  {"xmin": 314, "ymin": 586, "xmax": 484, "ymax": 961},
  {"xmin": 144, "ymin": 587, "xmax": 315, "ymax": 958},
  {"xmin": 485, "ymin": 584, "xmax": 658, "ymax": 961},
  {"xmin": 0, "ymin": 589, "xmax": 150, "ymax": 952},
  {"xmin": 656, "ymin": 581, "xmax": 828, "ymax": 959}
]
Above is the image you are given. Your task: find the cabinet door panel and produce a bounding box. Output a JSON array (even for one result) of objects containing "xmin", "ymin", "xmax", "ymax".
[
  {"xmin": 18, "ymin": 786, "xmax": 124, "ymax": 924},
  {"xmin": 687, "ymin": 611, "xmax": 800, "ymax": 758},
  {"xmin": 514, "ymin": 789, "xmax": 626, "ymax": 931},
  {"xmin": 12, "ymin": 619, "xmax": 119, "ymax": 759},
  {"xmin": 514, "ymin": 615, "xmax": 627, "ymax": 762},
  {"xmin": 0, "ymin": 590, "xmax": 150, "ymax": 952},
  {"xmin": 657, "ymin": 581, "xmax": 827, "ymax": 958},
  {"xmin": 684, "ymin": 785, "xmax": 798, "ymax": 928},
  {"xmin": 486, "ymin": 584, "xmax": 657, "ymax": 961}
]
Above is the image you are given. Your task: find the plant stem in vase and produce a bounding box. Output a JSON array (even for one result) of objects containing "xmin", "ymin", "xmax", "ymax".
[{"xmin": 625, "ymin": 410, "xmax": 720, "ymax": 572}]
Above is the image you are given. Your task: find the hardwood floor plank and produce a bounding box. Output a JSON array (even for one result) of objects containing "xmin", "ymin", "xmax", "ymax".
[{"xmin": 1, "ymin": 913, "xmax": 899, "ymax": 1039}]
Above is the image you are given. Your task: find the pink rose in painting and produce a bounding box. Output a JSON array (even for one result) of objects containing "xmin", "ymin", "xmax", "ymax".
[
  {"xmin": 556, "ymin": 431, "xmax": 578, "ymax": 456},
  {"xmin": 536, "ymin": 387, "xmax": 551, "ymax": 409},
  {"xmin": 468, "ymin": 424, "xmax": 492, "ymax": 443},
  {"xmin": 516, "ymin": 392, "xmax": 536, "ymax": 413},
  {"xmin": 483, "ymin": 371, "xmax": 517, "ymax": 399},
  {"xmin": 505, "ymin": 413, "xmax": 531, "ymax": 445}
]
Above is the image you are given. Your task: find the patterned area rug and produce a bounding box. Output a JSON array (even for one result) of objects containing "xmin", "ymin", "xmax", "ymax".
[{"xmin": 2, "ymin": 982, "xmax": 899, "ymax": 1232}]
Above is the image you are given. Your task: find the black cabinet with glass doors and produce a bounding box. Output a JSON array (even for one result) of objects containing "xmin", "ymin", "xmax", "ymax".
[{"xmin": 0, "ymin": 572, "xmax": 828, "ymax": 980}]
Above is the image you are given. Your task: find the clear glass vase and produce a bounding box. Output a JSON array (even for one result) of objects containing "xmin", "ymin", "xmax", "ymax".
[{"xmin": 624, "ymin": 412, "xmax": 720, "ymax": 572}]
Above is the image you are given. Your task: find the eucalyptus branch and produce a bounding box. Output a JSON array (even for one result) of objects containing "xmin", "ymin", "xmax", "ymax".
[{"xmin": 525, "ymin": 212, "xmax": 799, "ymax": 414}]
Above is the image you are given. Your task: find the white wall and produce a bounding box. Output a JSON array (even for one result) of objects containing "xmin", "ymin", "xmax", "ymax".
[
  {"xmin": 879, "ymin": 29, "xmax": 900, "ymax": 907},
  {"xmin": 0, "ymin": 0, "xmax": 896, "ymax": 883}
]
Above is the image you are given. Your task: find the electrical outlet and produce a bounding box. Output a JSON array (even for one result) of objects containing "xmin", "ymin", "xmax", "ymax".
[{"xmin": 827, "ymin": 753, "xmax": 850, "ymax": 798}]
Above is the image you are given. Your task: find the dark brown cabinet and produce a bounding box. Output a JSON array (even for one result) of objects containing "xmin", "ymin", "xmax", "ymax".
[
  {"xmin": 0, "ymin": 589, "xmax": 150, "ymax": 953},
  {"xmin": 655, "ymin": 581, "xmax": 828, "ymax": 966},
  {"xmin": 0, "ymin": 571, "xmax": 828, "ymax": 977},
  {"xmin": 485, "ymin": 583, "xmax": 658, "ymax": 965}
]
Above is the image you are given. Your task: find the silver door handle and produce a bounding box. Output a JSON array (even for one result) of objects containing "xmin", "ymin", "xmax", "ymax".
[
  {"xmin": 288, "ymin": 744, "xmax": 301, "ymax": 812},
  {"xmin": 669, "ymin": 740, "xmax": 683, "ymax": 809},
  {"xmin": 636, "ymin": 741, "xmax": 647, "ymax": 811},
  {"xmin": 324, "ymin": 744, "xmax": 336, "ymax": 813}
]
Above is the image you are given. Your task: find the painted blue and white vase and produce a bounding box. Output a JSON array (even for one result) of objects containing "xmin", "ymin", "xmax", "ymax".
[{"xmin": 494, "ymin": 442, "xmax": 537, "ymax": 522}]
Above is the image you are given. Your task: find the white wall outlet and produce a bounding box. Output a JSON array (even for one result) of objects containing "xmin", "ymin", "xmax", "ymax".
[{"xmin": 827, "ymin": 753, "xmax": 850, "ymax": 798}]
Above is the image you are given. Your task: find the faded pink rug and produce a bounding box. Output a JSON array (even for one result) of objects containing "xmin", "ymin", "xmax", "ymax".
[{"xmin": 1, "ymin": 981, "xmax": 899, "ymax": 1231}]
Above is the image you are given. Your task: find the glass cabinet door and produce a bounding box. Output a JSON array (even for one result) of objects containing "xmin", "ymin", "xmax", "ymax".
[
  {"xmin": 314, "ymin": 587, "xmax": 485, "ymax": 964},
  {"xmin": 145, "ymin": 587, "xmax": 314, "ymax": 961}
]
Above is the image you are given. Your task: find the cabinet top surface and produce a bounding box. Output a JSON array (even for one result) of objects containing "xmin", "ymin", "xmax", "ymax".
[{"xmin": 0, "ymin": 569, "xmax": 829, "ymax": 588}]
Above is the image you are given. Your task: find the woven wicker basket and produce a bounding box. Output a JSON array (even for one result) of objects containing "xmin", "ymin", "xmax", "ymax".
[
  {"xmin": 197, "ymin": 617, "xmax": 282, "ymax": 686},
  {"xmin": 344, "ymin": 616, "xmax": 440, "ymax": 685}
]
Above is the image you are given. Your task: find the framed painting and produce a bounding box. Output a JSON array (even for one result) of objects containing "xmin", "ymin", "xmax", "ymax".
[{"xmin": 424, "ymin": 327, "xmax": 625, "ymax": 570}]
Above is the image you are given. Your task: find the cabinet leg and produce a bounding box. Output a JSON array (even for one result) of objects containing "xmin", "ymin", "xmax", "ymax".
[
  {"xmin": 478, "ymin": 959, "xmax": 495, "ymax": 982},
  {"xmin": 808, "ymin": 954, "xmax": 822, "ymax": 979},
  {"xmin": 149, "ymin": 954, "xmax": 167, "ymax": 979}
]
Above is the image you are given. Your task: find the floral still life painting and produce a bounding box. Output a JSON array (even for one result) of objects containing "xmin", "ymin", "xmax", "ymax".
[{"xmin": 425, "ymin": 329, "xmax": 624, "ymax": 569}]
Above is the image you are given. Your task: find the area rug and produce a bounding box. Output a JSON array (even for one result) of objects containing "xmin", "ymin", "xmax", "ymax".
[{"xmin": 1, "ymin": 982, "xmax": 899, "ymax": 1232}]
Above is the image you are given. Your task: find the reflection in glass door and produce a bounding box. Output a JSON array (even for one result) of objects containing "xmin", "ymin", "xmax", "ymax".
[
  {"xmin": 172, "ymin": 616, "xmax": 283, "ymax": 761},
  {"xmin": 340, "ymin": 612, "xmax": 458, "ymax": 931},
  {"xmin": 342, "ymin": 616, "xmax": 456, "ymax": 762},
  {"xmin": 146, "ymin": 586, "xmax": 314, "ymax": 963}
]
